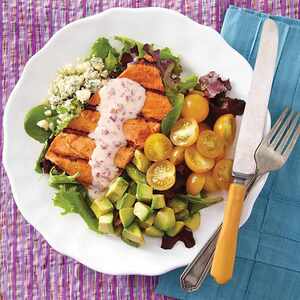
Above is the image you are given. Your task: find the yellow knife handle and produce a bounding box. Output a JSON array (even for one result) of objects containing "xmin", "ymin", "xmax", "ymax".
[{"xmin": 210, "ymin": 182, "xmax": 246, "ymax": 284}]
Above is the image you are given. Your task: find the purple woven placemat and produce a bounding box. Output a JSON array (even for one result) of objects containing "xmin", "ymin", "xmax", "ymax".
[{"xmin": 0, "ymin": 1, "xmax": 298, "ymax": 299}]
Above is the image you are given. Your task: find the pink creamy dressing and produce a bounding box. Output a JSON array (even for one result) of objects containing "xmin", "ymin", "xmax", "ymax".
[{"xmin": 88, "ymin": 78, "xmax": 146, "ymax": 194}]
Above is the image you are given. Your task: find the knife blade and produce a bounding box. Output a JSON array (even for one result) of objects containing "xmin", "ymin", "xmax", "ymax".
[
  {"xmin": 210, "ymin": 19, "xmax": 279, "ymax": 285},
  {"xmin": 233, "ymin": 19, "xmax": 279, "ymax": 179}
]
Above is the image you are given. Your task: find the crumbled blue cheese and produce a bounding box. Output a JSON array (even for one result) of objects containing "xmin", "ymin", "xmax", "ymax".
[
  {"xmin": 49, "ymin": 122, "xmax": 54, "ymax": 131},
  {"xmin": 90, "ymin": 57, "xmax": 105, "ymax": 71},
  {"xmin": 44, "ymin": 110, "xmax": 52, "ymax": 116},
  {"xmin": 37, "ymin": 119, "xmax": 49, "ymax": 130},
  {"xmin": 48, "ymin": 56, "xmax": 107, "ymax": 107},
  {"xmin": 45, "ymin": 56, "xmax": 109, "ymax": 133},
  {"xmin": 85, "ymin": 79, "xmax": 102, "ymax": 92},
  {"xmin": 76, "ymin": 89, "xmax": 91, "ymax": 103}
]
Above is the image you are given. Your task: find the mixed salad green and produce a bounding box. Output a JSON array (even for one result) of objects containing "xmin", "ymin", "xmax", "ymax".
[{"xmin": 24, "ymin": 36, "xmax": 245, "ymax": 248}]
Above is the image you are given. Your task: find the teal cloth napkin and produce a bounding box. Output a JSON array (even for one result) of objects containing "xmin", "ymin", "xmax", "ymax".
[{"xmin": 156, "ymin": 6, "xmax": 300, "ymax": 300}]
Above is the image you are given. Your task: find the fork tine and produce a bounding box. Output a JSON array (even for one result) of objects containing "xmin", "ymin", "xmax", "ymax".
[
  {"xmin": 283, "ymin": 124, "xmax": 300, "ymax": 159},
  {"xmin": 277, "ymin": 112, "xmax": 300, "ymax": 153},
  {"xmin": 270, "ymin": 110, "xmax": 294, "ymax": 149},
  {"xmin": 265, "ymin": 107, "xmax": 289, "ymax": 143}
]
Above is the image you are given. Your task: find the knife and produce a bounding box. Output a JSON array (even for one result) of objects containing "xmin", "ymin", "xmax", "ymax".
[{"xmin": 210, "ymin": 19, "xmax": 279, "ymax": 284}]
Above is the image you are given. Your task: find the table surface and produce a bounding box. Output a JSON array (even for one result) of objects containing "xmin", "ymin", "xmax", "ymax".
[{"xmin": 1, "ymin": 1, "xmax": 298, "ymax": 299}]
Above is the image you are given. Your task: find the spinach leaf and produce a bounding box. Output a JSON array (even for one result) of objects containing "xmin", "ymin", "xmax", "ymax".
[
  {"xmin": 35, "ymin": 140, "xmax": 51, "ymax": 173},
  {"xmin": 178, "ymin": 75, "xmax": 198, "ymax": 93},
  {"xmin": 24, "ymin": 104, "xmax": 52, "ymax": 143},
  {"xmin": 161, "ymin": 93, "xmax": 184, "ymax": 135}
]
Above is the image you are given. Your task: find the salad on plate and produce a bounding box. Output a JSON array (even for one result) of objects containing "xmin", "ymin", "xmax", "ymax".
[{"xmin": 24, "ymin": 36, "xmax": 245, "ymax": 249}]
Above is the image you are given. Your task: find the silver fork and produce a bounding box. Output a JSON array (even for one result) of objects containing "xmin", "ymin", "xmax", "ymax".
[{"xmin": 180, "ymin": 107, "xmax": 300, "ymax": 292}]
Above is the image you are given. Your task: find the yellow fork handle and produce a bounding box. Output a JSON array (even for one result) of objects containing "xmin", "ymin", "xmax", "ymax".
[{"xmin": 210, "ymin": 182, "xmax": 246, "ymax": 284}]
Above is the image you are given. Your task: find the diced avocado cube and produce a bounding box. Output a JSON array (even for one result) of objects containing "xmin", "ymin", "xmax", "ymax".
[
  {"xmin": 91, "ymin": 196, "xmax": 114, "ymax": 218},
  {"xmin": 138, "ymin": 214, "xmax": 155, "ymax": 229},
  {"xmin": 121, "ymin": 233, "xmax": 140, "ymax": 247},
  {"xmin": 154, "ymin": 207, "xmax": 176, "ymax": 231},
  {"xmin": 144, "ymin": 226, "xmax": 164, "ymax": 237},
  {"xmin": 136, "ymin": 183, "xmax": 153, "ymax": 203},
  {"xmin": 168, "ymin": 198, "xmax": 187, "ymax": 213},
  {"xmin": 133, "ymin": 202, "xmax": 152, "ymax": 222},
  {"xmin": 175, "ymin": 209, "xmax": 190, "ymax": 221},
  {"xmin": 128, "ymin": 182, "xmax": 137, "ymax": 195},
  {"xmin": 116, "ymin": 193, "xmax": 136, "ymax": 210},
  {"xmin": 151, "ymin": 194, "xmax": 166, "ymax": 210},
  {"xmin": 184, "ymin": 212, "xmax": 201, "ymax": 231},
  {"xmin": 166, "ymin": 221, "xmax": 185, "ymax": 237},
  {"xmin": 126, "ymin": 164, "xmax": 147, "ymax": 184},
  {"xmin": 98, "ymin": 212, "xmax": 114, "ymax": 234},
  {"xmin": 114, "ymin": 225, "xmax": 123, "ymax": 237},
  {"xmin": 105, "ymin": 177, "xmax": 128, "ymax": 202},
  {"xmin": 119, "ymin": 207, "xmax": 135, "ymax": 228},
  {"xmin": 122, "ymin": 223, "xmax": 144, "ymax": 246},
  {"xmin": 133, "ymin": 149, "xmax": 150, "ymax": 173}
]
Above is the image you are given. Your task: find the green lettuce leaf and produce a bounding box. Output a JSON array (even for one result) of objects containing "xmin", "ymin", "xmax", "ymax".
[
  {"xmin": 49, "ymin": 169, "xmax": 80, "ymax": 188},
  {"xmin": 89, "ymin": 37, "xmax": 113, "ymax": 59},
  {"xmin": 105, "ymin": 50, "xmax": 118, "ymax": 71},
  {"xmin": 160, "ymin": 47, "xmax": 182, "ymax": 75},
  {"xmin": 49, "ymin": 171, "xmax": 98, "ymax": 232},
  {"xmin": 177, "ymin": 75, "xmax": 198, "ymax": 93},
  {"xmin": 115, "ymin": 36, "xmax": 145, "ymax": 58},
  {"xmin": 53, "ymin": 186, "xmax": 98, "ymax": 232},
  {"xmin": 160, "ymin": 47, "xmax": 179, "ymax": 61}
]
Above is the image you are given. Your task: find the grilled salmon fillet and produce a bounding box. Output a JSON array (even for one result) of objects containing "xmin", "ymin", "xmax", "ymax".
[
  {"xmin": 45, "ymin": 151, "xmax": 92, "ymax": 185},
  {"xmin": 142, "ymin": 91, "xmax": 171, "ymax": 121},
  {"xmin": 89, "ymin": 92, "xmax": 101, "ymax": 106},
  {"xmin": 48, "ymin": 132, "xmax": 95, "ymax": 160},
  {"xmin": 114, "ymin": 146, "xmax": 135, "ymax": 169},
  {"xmin": 119, "ymin": 64, "xmax": 164, "ymax": 92},
  {"xmin": 123, "ymin": 119, "xmax": 160, "ymax": 148},
  {"xmin": 68, "ymin": 110, "xmax": 100, "ymax": 133},
  {"xmin": 74, "ymin": 91, "xmax": 169, "ymax": 134}
]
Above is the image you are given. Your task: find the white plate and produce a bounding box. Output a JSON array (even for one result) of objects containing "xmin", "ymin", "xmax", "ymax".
[{"xmin": 3, "ymin": 7, "xmax": 270, "ymax": 275}]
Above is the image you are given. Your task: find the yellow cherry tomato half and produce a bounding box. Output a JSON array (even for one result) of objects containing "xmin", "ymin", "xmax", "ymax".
[
  {"xmin": 184, "ymin": 145, "xmax": 215, "ymax": 173},
  {"xmin": 169, "ymin": 146, "xmax": 185, "ymax": 166},
  {"xmin": 196, "ymin": 130, "xmax": 225, "ymax": 159},
  {"xmin": 186, "ymin": 173, "xmax": 206, "ymax": 195},
  {"xmin": 170, "ymin": 118, "xmax": 199, "ymax": 147},
  {"xmin": 215, "ymin": 149, "xmax": 226, "ymax": 162},
  {"xmin": 213, "ymin": 114, "xmax": 236, "ymax": 146},
  {"xmin": 212, "ymin": 159, "xmax": 233, "ymax": 190},
  {"xmin": 146, "ymin": 160, "xmax": 176, "ymax": 191},
  {"xmin": 182, "ymin": 93, "xmax": 209, "ymax": 122},
  {"xmin": 144, "ymin": 133, "xmax": 172, "ymax": 162},
  {"xmin": 203, "ymin": 172, "xmax": 220, "ymax": 193}
]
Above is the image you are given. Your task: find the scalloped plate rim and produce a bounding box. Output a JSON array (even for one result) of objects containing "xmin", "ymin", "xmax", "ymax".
[{"xmin": 3, "ymin": 7, "xmax": 270, "ymax": 275}]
